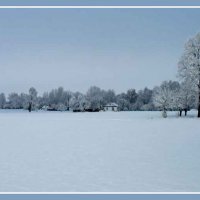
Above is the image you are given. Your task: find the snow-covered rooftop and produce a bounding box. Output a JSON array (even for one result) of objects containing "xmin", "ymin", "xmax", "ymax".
[{"xmin": 104, "ymin": 103, "xmax": 118, "ymax": 107}]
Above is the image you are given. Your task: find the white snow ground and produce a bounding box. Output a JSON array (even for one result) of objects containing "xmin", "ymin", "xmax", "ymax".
[{"xmin": 0, "ymin": 110, "xmax": 199, "ymax": 192}]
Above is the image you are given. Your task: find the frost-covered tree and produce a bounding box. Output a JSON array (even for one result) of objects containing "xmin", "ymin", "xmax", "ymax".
[
  {"xmin": 116, "ymin": 89, "xmax": 138, "ymax": 111},
  {"xmin": 56, "ymin": 103, "xmax": 67, "ymax": 111},
  {"xmin": 41, "ymin": 92, "xmax": 50, "ymax": 107},
  {"xmin": 69, "ymin": 94, "xmax": 85, "ymax": 112},
  {"xmin": 126, "ymin": 89, "xmax": 138, "ymax": 104},
  {"xmin": 117, "ymin": 97, "xmax": 130, "ymax": 111},
  {"xmin": 78, "ymin": 94, "xmax": 90, "ymax": 111},
  {"xmin": 28, "ymin": 87, "xmax": 38, "ymax": 112},
  {"xmin": 139, "ymin": 88, "xmax": 152, "ymax": 104},
  {"xmin": 153, "ymin": 81, "xmax": 181, "ymax": 117},
  {"xmin": 178, "ymin": 33, "xmax": 200, "ymax": 117},
  {"xmin": 174, "ymin": 79, "xmax": 196, "ymax": 116},
  {"xmin": 166, "ymin": 81, "xmax": 180, "ymax": 110},
  {"xmin": 0, "ymin": 93, "xmax": 6, "ymax": 109},
  {"xmin": 8, "ymin": 93, "xmax": 22, "ymax": 109},
  {"xmin": 153, "ymin": 81, "xmax": 174, "ymax": 117},
  {"xmin": 62, "ymin": 91, "xmax": 72, "ymax": 110},
  {"xmin": 69, "ymin": 93, "xmax": 89, "ymax": 112},
  {"xmin": 48, "ymin": 87, "xmax": 62, "ymax": 105},
  {"xmin": 48, "ymin": 89, "xmax": 56, "ymax": 105},
  {"xmin": 53, "ymin": 87, "xmax": 64, "ymax": 104},
  {"xmin": 69, "ymin": 96, "xmax": 78, "ymax": 111},
  {"xmin": 103, "ymin": 89, "xmax": 116, "ymax": 104},
  {"xmin": 134, "ymin": 88, "xmax": 154, "ymax": 111},
  {"xmin": 86, "ymin": 86, "xmax": 103, "ymax": 111},
  {"xmin": 20, "ymin": 93, "xmax": 29, "ymax": 109}
]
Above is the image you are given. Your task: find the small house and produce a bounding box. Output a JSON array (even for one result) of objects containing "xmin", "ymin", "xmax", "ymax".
[{"xmin": 104, "ymin": 103, "xmax": 118, "ymax": 112}]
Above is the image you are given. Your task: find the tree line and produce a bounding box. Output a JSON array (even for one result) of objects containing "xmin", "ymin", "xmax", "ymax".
[
  {"xmin": 0, "ymin": 86, "xmax": 155, "ymax": 112},
  {"xmin": 0, "ymin": 79, "xmax": 196, "ymax": 114},
  {"xmin": 0, "ymin": 32, "xmax": 200, "ymax": 117}
]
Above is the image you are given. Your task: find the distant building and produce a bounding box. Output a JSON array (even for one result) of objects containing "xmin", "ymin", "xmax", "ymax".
[
  {"xmin": 41, "ymin": 105, "xmax": 57, "ymax": 111},
  {"xmin": 104, "ymin": 103, "xmax": 118, "ymax": 112},
  {"xmin": 41, "ymin": 105, "xmax": 48, "ymax": 111}
]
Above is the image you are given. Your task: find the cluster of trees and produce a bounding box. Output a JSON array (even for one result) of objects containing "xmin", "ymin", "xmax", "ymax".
[
  {"xmin": 0, "ymin": 86, "xmax": 155, "ymax": 112},
  {"xmin": 153, "ymin": 80, "xmax": 196, "ymax": 117},
  {"xmin": 153, "ymin": 32, "xmax": 200, "ymax": 118},
  {"xmin": 0, "ymin": 87, "xmax": 38, "ymax": 112}
]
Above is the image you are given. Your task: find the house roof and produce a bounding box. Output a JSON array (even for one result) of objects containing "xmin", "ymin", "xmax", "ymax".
[{"xmin": 104, "ymin": 103, "xmax": 118, "ymax": 107}]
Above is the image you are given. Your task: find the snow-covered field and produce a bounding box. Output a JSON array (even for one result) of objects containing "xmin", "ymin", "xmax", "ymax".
[{"xmin": 0, "ymin": 110, "xmax": 199, "ymax": 192}]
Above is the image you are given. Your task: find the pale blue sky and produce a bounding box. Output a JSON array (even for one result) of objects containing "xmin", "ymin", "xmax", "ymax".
[{"xmin": 0, "ymin": 8, "xmax": 200, "ymax": 95}]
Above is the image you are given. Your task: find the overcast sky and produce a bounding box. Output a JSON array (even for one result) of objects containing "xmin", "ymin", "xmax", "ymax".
[{"xmin": 0, "ymin": 8, "xmax": 200, "ymax": 95}]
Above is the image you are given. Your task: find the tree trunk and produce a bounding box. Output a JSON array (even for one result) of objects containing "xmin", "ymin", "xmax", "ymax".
[
  {"xmin": 179, "ymin": 110, "xmax": 182, "ymax": 117},
  {"xmin": 28, "ymin": 102, "xmax": 32, "ymax": 112},
  {"xmin": 162, "ymin": 109, "xmax": 167, "ymax": 118},
  {"xmin": 184, "ymin": 109, "xmax": 187, "ymax": 116}
]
